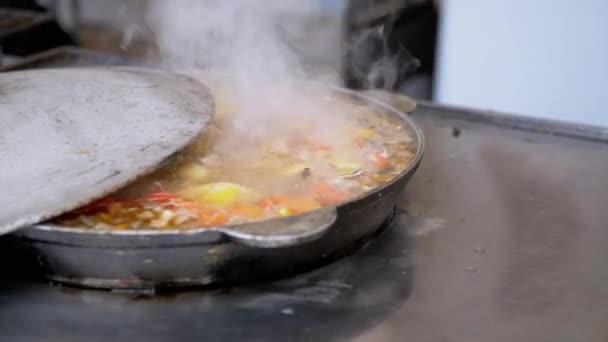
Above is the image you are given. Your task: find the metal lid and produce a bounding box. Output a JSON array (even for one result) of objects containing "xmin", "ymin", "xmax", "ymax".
[{"xmin": 0, "ymin": 67, "xmax": 213, "ymax": 235}]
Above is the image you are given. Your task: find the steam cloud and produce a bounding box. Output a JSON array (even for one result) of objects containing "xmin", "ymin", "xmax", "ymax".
[
  {"xmin": 149, "ymin": 2, "xmax": 340, "ymax": 85},
  {"xmin": 147, "ymin": 0, "xmax": 346, "ymax": 141}
]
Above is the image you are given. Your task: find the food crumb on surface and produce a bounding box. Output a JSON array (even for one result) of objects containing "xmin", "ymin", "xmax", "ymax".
[
  {"xmin": 464, "ymin": 266, "xmax": 478, "ymax": 273},
  {"xmin": 281, "ymin": 308, "xmax": 295, "ymax": 315}
]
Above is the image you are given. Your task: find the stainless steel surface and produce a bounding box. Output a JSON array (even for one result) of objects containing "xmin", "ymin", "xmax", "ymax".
[
  {"xmin": 1, "ymin": 101, "xmax": 607, "ymax": 341},
  {"xmin": 0, "ymin": 67, "xmax": 213, "ymax": 234},
  {"xmin": 10, "ymin": 86, "xmax": 424, "ymax": 289}
]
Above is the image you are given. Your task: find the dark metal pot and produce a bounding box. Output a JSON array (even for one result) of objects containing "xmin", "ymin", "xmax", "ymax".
[{"xmin": 10, "ymin": 87, "xmax": 425, "ymax": 291}]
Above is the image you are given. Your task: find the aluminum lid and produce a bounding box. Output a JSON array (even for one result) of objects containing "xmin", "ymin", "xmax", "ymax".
[{"xmin": 0, "ymin": 67, "xmax": 213, "ymax": 235}]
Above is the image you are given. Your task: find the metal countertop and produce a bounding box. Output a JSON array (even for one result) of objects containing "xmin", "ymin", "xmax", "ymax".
[{"xmin": 1, "ymin": 100, "xmax": 607, "ymax": 341}]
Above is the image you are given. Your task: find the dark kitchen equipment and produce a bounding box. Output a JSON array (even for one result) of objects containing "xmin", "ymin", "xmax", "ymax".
[
  {"xmin": 0, "ymin": 46, "xmax": 142, "ymax": 71},
  {"xmin": 9, "ymin": 84, "xmax": 424, "ymax": 290},
  {"xmin": 0, "ymin": 7, "xmax": 50, "ymax": 65},
  {"xmin": 342, "ymin": 0, "xmax": 436, "ymax": 98},
  {"xmin": 0, "ymin": 7, "xmax": 50, "ymax": 40},
  {"xmin": 0, "ymin": 6, "xmax": 74, "ymax": 61},
  {"xmin": 0, "ymin": 67, "xmax": 214, "ymax": 234}
]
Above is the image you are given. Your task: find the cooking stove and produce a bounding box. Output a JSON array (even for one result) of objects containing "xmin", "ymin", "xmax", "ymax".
[
  {"xmin": 0, "ymin": 7, "xmax": 47, "ymax": 66},
  {"xmin": 0, "ymin": 6, "xmax": 74, "ymax": 65},
  {"xmin": 1, "ymin": 48, "xmax": 608, "ymax": 342}
]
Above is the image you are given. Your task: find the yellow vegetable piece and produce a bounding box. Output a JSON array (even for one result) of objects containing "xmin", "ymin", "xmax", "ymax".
[
  {"xmin": 329, "ymin": 159, "xmax": 361, "ymax": 174},
  {"xmin": 354, "ymin": 128, "xmax": 374, "ymax": 139},
  {"xmin": 179, "ymin": 182, "xmax": 260, "ymax": 206},
  {"xmin": 277, "ymin": 207, "xmax": 292, "ymax": 217},
  {"xmin": 178, "ymin": 163, "xmax": 211, "ymax": 182}
]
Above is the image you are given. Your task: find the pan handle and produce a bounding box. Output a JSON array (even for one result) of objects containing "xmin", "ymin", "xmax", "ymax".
[{"xmin": 215, "ymin": 206, "xmax": 337, "ymax": 248}]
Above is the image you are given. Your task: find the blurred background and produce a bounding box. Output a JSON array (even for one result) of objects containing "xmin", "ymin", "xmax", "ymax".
[{"xmin": 1, "ymin": 0, "xmax": 606, "ymax": 127}]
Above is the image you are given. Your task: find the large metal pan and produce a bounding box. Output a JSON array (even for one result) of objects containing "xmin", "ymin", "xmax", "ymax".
[
  {"xmin": 0, "ymin": 67, "xmax": 213, "ymax": 235},
  {"xmin": 9, "ymin": 86, "xmax": 424, "ymax": 291}
]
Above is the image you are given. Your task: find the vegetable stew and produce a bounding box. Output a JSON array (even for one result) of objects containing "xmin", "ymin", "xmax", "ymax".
[{"xmin": 55, "ymin": 88, "xmax": 417, "ymax": 230}]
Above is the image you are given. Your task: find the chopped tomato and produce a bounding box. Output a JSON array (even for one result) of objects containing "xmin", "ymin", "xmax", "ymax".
[
  {"xmin": 370, "ymin": 151, "xmax": 391, "ymax": 169},
  {"xmin": 312, "ymin": 181, "xmax": 349, "ymax": 205},
  {"xmin": 142, "ymin": 192, "xmax": 198, "ymax": 211},
  {"xmin": 145, "ymin": 192, "xmax": 179, "ymax": 202},
  {"xmin": 70, "ymin": 196, "xmax": 115, "ymax": 216}
]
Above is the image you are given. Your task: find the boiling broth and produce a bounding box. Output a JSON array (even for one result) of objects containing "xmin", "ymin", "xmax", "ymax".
[{"xmin": 56, "ymin": 88, "xmax": 416, "ymax": 230}]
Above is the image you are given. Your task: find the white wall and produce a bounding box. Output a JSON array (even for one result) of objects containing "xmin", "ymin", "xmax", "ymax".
[{"xmin": 435, "ymin": 0, "xmax": 608, "ymax": 127}]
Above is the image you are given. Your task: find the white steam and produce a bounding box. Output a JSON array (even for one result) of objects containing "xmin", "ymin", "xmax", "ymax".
[
  {"xmin": 147, "ymin": 0, "xmax": 345, "ymax": 140},
  {"xmin": 148, "ymin": 1, "xmax": 334, "ymax": 86}
]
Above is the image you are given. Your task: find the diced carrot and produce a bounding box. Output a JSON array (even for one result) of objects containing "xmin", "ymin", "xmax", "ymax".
[
  {"xmin": 312, "ymin": 181, "xmax": 349, "ymax": 205},
  {"xmin": 207, "ymin": 211, "xmax": 229, "ymax": 225},
  {"xmin": 371, "ymin": 151, "xmax": 391, "ymax": 169},
  {"xmin": 164, "ymin": 199, "xmax": 195, "ymax": 210}
]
